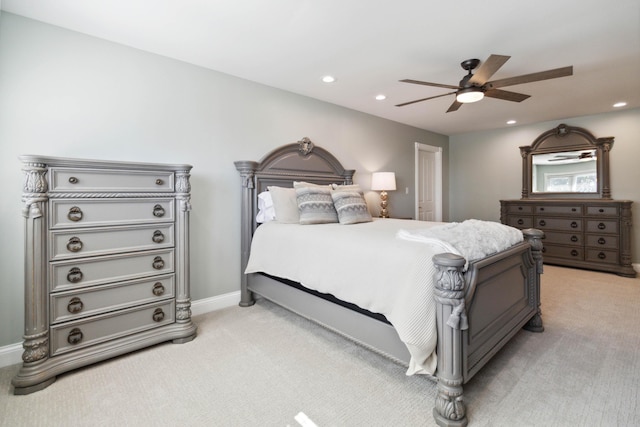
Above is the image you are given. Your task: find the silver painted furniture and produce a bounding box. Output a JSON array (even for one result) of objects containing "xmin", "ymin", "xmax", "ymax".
[
  {"xmin": 13, "ymin": 155, "xmax": 197, "ymax": 395},
  {"xmin": 235, "ymin": 140, "xmax": 544, "ymax": 427}
]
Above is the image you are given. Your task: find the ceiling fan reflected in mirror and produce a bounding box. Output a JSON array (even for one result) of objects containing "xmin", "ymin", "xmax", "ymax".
[
  {"xmin": 548, "ymin": 151, "xmax": 595, "ymax": 162},
  {"xmin": 396, "ymin": 54, "xmax": 573, "ymax": 112}
]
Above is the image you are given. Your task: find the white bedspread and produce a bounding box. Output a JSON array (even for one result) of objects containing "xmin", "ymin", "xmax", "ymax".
[{"xmin": 245, "ymin": 218, "xmax": 456, "ymax": 375}]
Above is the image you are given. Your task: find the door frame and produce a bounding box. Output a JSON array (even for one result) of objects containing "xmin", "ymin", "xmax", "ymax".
[{"xmin": 414, "ymin": 142, "xmax": 443, "ymax": 221}]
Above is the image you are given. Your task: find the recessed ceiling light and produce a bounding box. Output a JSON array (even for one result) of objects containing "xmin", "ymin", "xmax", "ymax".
[
  {"xmin": 375, "ymin": 94, "xmax": 386, "ymax": 101},
  {"xmin": 321, "ymin": 75, "xmax": 336, "ymax": 83},
  {"xmin": 613, "ymin": 101, "xmax": 627, "ymax": 108},
  {"xmin": 506, "ymin": 120, "xmax": 517, "ymax": 125}
]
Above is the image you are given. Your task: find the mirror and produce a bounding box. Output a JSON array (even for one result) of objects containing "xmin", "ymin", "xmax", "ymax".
[{"xmin": 520, "ymin": 124, "xmax": 613, "ymax": 199}]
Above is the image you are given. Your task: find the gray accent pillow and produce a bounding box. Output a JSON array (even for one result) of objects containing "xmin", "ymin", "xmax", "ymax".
[
  {"xmin": 331, "ymin": 187, "xmax": 372, "ymax": 225},
  {"xmin": 294, "ymin": 183, "xmax": 338, "ymax": 225}
]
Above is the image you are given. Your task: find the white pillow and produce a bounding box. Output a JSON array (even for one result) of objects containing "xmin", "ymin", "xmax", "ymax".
[
  {"xmin": 256, "ymin": 191, "xmax": 276, "ymax": 223},
  {"xmin": 268, "ymin": 186, "xmax": 300, "ymax": 223}
]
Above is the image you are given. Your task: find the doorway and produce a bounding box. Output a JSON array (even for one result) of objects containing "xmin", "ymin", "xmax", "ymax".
[{"xmin": 414, "ymin": 143, "xmax": 443, "ymax": 221}]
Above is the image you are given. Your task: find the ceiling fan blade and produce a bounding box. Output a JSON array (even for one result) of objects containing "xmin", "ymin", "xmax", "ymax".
[
  {"xmin": 484, "ymin": 88, "xmax": 531, "ymax": 102},
  {"xmin": 468, "ymin": 54, "xmax": 511, "ymax": 85},
  {"xmin": 488, "ymin": 66, "xmax": 573, "ymax": 89},
  {"xmin": 446, "ymin": 100, "xmax": 463, "ymax": 113},
  {"xmin": 399, "ymin": 79, "xmax": 459, "ymax": 90},
  {"xmin": 395, "ymin": 91, "xmax": 457, "ymax": 107}
]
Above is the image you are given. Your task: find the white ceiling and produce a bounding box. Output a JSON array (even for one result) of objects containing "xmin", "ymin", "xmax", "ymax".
[{"xmin": 3, "ymin": 0, "xmax": 639, "ymax": 135}]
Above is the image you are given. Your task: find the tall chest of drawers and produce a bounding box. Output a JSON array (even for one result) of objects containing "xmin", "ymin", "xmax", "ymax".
[
  {"xmin": 13, "ymin": 155, "xmax": 197, "ymax": 394},
  {"xmin": 501, "ymin": 199, "xmax": 635, "ymax": 277}
]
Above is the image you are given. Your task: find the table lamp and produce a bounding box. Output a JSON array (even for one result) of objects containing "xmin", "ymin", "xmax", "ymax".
[{"xmin": 371, "ymin": 172, "xmax": 396, "ymax": 218}]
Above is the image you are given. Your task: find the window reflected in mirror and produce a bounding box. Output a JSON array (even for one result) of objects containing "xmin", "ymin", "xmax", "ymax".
[{"xmin": 532, "ymin": 150, "xmax": 597, "ymax": 193}]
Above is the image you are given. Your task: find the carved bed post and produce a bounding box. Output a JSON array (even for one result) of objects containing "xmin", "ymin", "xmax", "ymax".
[
  {"xmin": 432, "ymin": 253, "xmax": 468, "ymax": 427},
  {"xmin": 522, "ymin": 228, "xmax": 545, "ymax": 332},
  {"xmin": 234, "ymin": 160, "xmax": 258, "ymax": 307}
]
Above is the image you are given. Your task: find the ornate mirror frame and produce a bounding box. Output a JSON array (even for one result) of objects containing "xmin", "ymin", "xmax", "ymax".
[{"xmin": 520, "ymin": 123, "xmax": 613, "ymax": 199}]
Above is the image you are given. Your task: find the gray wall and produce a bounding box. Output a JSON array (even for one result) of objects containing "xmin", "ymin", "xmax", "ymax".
[
  {"xmin": 0, "ymin": 13, "xmax": 448, "ymax": 347},
  {"xmin": 449, "ymin": 108, "xmax": 640, "ymax": 263}
]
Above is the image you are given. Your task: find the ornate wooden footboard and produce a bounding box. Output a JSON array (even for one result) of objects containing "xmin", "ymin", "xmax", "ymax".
[{"xmin": 235, "ymin": 139, "xmax": 544, "ymax": 427}]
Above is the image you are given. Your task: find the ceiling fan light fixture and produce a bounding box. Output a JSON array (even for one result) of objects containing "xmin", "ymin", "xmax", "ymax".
[{"xmin": 456, "ymin": 87, "xmax": 484, "ymax": 103}]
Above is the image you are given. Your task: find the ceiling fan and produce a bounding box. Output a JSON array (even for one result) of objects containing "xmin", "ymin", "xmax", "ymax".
[
  {"xmin": 548, "ymin": 151, "xmax": 594, "ymax": 162},
  {"xmin": 395, "ymin": 54, "xmax": 573, "ymax": 112}
]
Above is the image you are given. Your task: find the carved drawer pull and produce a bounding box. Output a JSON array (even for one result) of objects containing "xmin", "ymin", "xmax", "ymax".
[
  {"xmin": 152, "ymin": 230, "xmax": 165, "ymax": 243},
  {"xmin": 152, "ymin": 308, "xmax": 165, "ymax": 322},
  {"xmin": 571, "ymin": 250, "xmax": 579, "ymax": 257},
  {"xmin": 599, "ymin": 208, "xmax": 604, "ymax": 213},
  {"xmin": 539, "ymin": 207, "xmax": 544, "ymax": 211},
  {"xmin": 156, "ymin": 179, "xmax": 164, "ymax": 185},
  {"xmin": 517, "ymin": 219, "xmax": 524, "ymax": 225},
  {"xmin": 67, "ymin": 267, "xmax": 83, "ymax": 283},
  {"xmin": 517, "ymin": 206, "xmax": 523, "ymax": 211},
  {"xmin": 153, "ymin": 204, "xmax": 165, "ymax": 217},
  {"xmin": 67, "ymin": 206, "xmax": 83, "ymax": 222},
  {"xmin": 598, "ymin": 252, "xmax": 607, "ymax": 259},
  {"xmin": 152, "ymin": 282, "xmax": 165, "ymax": 296},
  {"xmin": 67, "ymin": 328, "xmax": 84, "ymax": 345},
  {"xmin": 152, "ymin": 256, "xmax": 165, "ymax": 270},
  {"xmin": 66, "ymin": 237, "xmax": 83, "ymax": 252},
  {"xmin": 570, "ymin": 221, "xmax": 578, "ymax": 229},
  {"xmin": 571, "ymin": 235, "xmax": 578, "ymax": 242},
  {"xmin": 598, "ymin": 238, "xmax": 606, "ymax": 245},
  {"xmin": 542, "ymin": 247, "xmax": 546, "ymax": 253},
  {"xmin": 67, "ymin": 297, "xmax": 84, "ymax": 314},
  {"xmin": 571, "ymin": 208, "xmax": 577, "ymax": 212},
  {"xmin": 539, "ymin": 220, "xmax": 546, "ymax": 227},
  {"xmin": 598, "ymin": 222, "xmax": 606, "ymax": 230},
  {"xmin": 68, "ymin": 177, "xmax": 79, "ymax": 184}
]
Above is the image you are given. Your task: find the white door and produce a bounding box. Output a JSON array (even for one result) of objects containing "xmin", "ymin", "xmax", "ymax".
[{"xmin": 415, "ymin": 143, "xmax": 442, "ymax": 221}]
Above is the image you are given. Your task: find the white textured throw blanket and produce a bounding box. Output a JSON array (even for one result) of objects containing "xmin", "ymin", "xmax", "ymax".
[{"xmin": 397, "ymin": 219, "xmax": 523, "ymax": 270}]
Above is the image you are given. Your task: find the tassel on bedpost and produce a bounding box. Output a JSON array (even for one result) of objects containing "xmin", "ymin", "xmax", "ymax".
[
  {"xmin": 234, "ymin": 161, "xmax": 259, "ymax": 307},
  {"xmin": 522, "ymin": 228, "xmax": 545, "ymax": 332},
  {"xmin": 432, "ymin": 253, "xmax": 468, "ymax": 427}
]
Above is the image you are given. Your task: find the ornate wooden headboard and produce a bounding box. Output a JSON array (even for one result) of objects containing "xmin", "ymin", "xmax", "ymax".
[{"xmin": 234, "ymin": 137, "xmax": 355, "ymax": 306}]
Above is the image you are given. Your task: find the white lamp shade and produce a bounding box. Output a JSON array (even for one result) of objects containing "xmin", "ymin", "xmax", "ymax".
[{"xmin": 371, "ymin": 172, "xmax": 396, "ymax": 191}]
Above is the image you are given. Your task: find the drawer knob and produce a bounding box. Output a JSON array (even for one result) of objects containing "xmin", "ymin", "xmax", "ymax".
[
  {"xmin": 68, "ymin": 177, "xmax": 79, "ymax": 184},
  {"xmin": 67, "ymin": 328, "xmax": 84, "ymax": 345},
  {"xmin": 67, "ymin": 206, "xmax": 83, "ymax": 222},
  {"xmin": 156, "ymin": 179, "xmax": 164, "ymax": 185},
  {"xmin": 66, "ymin": 236, "xmax": 83, "ymax": 252},
  {"xmin": 571, "ymin": 235, "xmax": 578, "ymax": 242},
  {"xmin": 152, "ymin": 282, "xmax": 165, "ymax": 296},
  {"xmin": 598, "ymin": 222, "xmax": 606, "ymax": 230},
  {"xmin": 152, "ymin": 256, "xmax": 165, "ymax": 270},
  {"xmin": 571, "ymin": 250, "xmax": 579, "ymax": 257},
  {"xmin": 572, "ymin": 208, "xmax": 577, "ymax": 212},
  {"xmin": 153, "ymin": 204, "xmax": 165, "ymax": 217},
  {"xmin": 67, "ymin": 267, "xmax": 83, "ymax": 283},
  {"xmin": 598, "ymin": 252, "xmax": 606, "ymax": 259},
  {"xmin": 598, "ymin": 238, "xmax": 606, "ymax": 245},
  {"xmin": 517, "ymin": 219, "xmax": 524, "ymax": 225},
  {"xmin": 518, "ymin": 206, "xmax": 523, "ymax": 211},
  {"xmin": 539, "ymin": 220, "xmax": 546, "ymax": 227},
  {"xmin": 152, "ymin": 308, "xmax": 165, "ymax": 322},
  {"xmin": 152, "ymin": 230, "xmax": 165, "ymax": 243},
  {"xmin": 67, "ymin": 297, "xmax": 84, "ymax": 314},
  {"xmin": 571, "ymin": 221, "xmax": 578, "ymax": 229},
  {"xmin": 599, "ymin": 208, "xmax": 604, "ymax": 213}
]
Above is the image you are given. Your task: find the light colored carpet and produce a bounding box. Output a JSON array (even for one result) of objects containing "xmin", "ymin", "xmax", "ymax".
[{"xmin": 0, "ymin": 265, "xmax": 639, "ymax": 426}]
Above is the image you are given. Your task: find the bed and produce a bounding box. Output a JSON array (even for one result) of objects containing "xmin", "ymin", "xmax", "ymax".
[{"xmin": 235, "ymin": 139, "xmax": 544, "ymax": 427}]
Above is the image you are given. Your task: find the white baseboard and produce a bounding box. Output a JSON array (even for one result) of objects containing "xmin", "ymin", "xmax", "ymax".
[
  {"xmin": 633, "ymin": 263, "xmax": 640, "ymax": 273},
  {"xmin": 0, "ymin": 291, "xmax": 241, "ymax": 369}
]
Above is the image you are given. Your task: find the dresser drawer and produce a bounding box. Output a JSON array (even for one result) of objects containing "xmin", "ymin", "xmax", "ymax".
[
  {"xmin": 534, "ymin": 217, "xmax": 582, "ymax": 231},
  {"xmin": 50, "ymin": 168, "xmax": 174, "ymax": 192},
  {"xmin": 50, "ymin": 224, "xmax": 174, "ymax": 261},
  {"xmin": 542, "ymin": 231, "xmax": 582, "ymax": 246},
  {"xmin": 506, "ymin": 204, "xmax": 533, "ymax": 214},
  {"xmin": 50, "ymin": 274, "xmax": 175, "ymax": 324},
  {"xmin": 505, "ymin": 215, "xmax": 533, "ymax": 229},
  {"xmin": 50, "ymin": 249, "xmax": 174, "ymax": 291},
  {"xmin": 586, "ymin": 205, "xmax": 618, "ymax": 216},
  {"xmin": 50, "ymin": 300, "xmax": 175, "ymax": 356},
  {"xmin": 585, "ymin": 234, "xmax": 619, "ymax": 249},
  {"xmin": 586, "ymin": 220, "xmax": 618, "ymax": 234},
  {"xmin": 585, "ymin": 249, "xmax": 619, "ymax": 265},
  {"xmin": 50, "ymin": 198, "xmax": 174, "ymax": 229},
  {"xmin": 542, "ymin": 244, "xmax": 583, "ymax": 260},
  {"xmin": 535, "ymin": 205, "xmax": 582, "ymax": 215}
]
